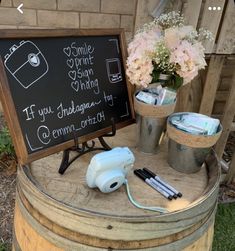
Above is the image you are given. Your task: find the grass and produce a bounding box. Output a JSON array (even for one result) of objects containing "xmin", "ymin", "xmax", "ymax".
[
  {"xmin": 213, "ymin": 203, "xmax": 235, "ymax": 251},
  {"xmin": 0, "ymin": 243, "xmax": 7, "ymax": 251}
]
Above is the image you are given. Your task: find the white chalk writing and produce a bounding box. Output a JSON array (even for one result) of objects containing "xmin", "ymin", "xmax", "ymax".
[
  {"xmin": 71, "ymin": 79, "xmax": 100, "ymax": 94},
  {"xmin": 70, "ymin": 42, "xmax": 94, "ymax": 56},
  {"xmin": 38, "ymin": 106, "xmax": 54, "ymax": 122},
  {"xmin": 23, "ymin": 104, "xmax": 36, "ymax": 121},
  {"xmin": 63, "ymin": 42, "xmax": 99, "ymax": 94},
  {"xmin": 25, "ymin": 109, "xmax": 106, "ymax": 151},
  {"xmin": 120, "ymin": 102, "xmax": 129, "ymax": 118},
  {"xmin": 57, "ymin": 100, "xmax": 101, "ymax": 119},
  {"xmin": 80, "ymin": 111, "xmax": 105, "ymax": 129},
  {"xmin": 52, "ymin": 124, "xmax": 76, "ymax": 139},
  {"xmin": 37, "ymin": 125, "xmax": 51, "ymax": 145},
  {"xmin": 103, "ymin": 91, "xmax": 114, "ymax": 106}
]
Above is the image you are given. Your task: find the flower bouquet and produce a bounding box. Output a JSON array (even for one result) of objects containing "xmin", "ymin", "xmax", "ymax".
[{"xmin": 126, "ymin": 11, "xmax": 213, "ymax": 153}]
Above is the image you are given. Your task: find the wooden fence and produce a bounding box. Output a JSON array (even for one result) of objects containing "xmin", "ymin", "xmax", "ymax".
[
  {"xmin": 176, "ymin": 0, "xmax": 235, "ymax": 183},
  {"xmin": 135, "ymin": 0, "xmax": 235, "ymax": 183}
]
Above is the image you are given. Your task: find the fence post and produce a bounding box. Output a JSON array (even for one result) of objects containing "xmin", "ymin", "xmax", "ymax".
[{"xmin": 215, "ymin": 70, "xmax": 235, "ymax": 161}]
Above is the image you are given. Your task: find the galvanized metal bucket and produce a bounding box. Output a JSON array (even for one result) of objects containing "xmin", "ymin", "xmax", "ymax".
[
  {"xmin": 167, "ymin": 112, "xmax": 222, "ymax": 173},
  {"xmin": 168, "ymin": 139, "xmax": 211, "ymax": 173},
  {"xmin": 134, "ymin": 92, "xmax": 176, "ymax": 154},
  {"xmin": 136, "ymin": 114, "xmax": 166, "ymax": 154}
]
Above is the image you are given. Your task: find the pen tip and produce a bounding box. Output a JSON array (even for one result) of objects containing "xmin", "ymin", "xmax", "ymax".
[{"xmin": 178, "ymin": 193, "xmax": 183, "ymax": 198}]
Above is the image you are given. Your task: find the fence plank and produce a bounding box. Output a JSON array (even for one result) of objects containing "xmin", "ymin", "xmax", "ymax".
[
  {"xmin": 215, "ymin": 91, "xmax": 229, "ymax": 102},
  {"xmin": 134, "ymin": 0, "xmax": 161, "ymax": 32},
  {"xmin": 175, "ymin": 70, "xmax": 204, "ymax": 113},
  {"xmin": 170, "ymin": 0, "xmax": 184, "ymax": 12},
  {"xmin": 175, "ymin": 83, "xmax": 191, "ymax": 112},
  {"xmin": 182, "ymin": 0, "xmax": 202, "ymax": 27},
  {"xmin": 199, "ymin": 0, "xmax": 226, "ymax": 53},
  {"xmin": 199, "ymin": 55, "xmax": 225, "ymax": 115},
  {"xmin": 216, "ymin": 0, "xmax": 235, "ymax": 54},
  {"xmin": 231, "ymin": 123, "xmax": 235, "ymax": 132},
  {"xmin": 215, "ymin": 70, "xmax": 235, "ymax": 159},
  {"xmin": 224, "ymin": 153, "xmax": 235, "ymax": 184}
]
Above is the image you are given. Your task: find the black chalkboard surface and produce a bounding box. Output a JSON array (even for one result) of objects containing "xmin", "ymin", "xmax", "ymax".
[{"xmin": 0, "ymin": 29, "xmax": 134, "ymax": 164}]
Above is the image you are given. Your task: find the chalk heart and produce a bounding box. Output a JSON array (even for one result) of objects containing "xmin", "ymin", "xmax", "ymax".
[
  {"xmin": 68, "ymin": 70, "xmax": 76, "ymax": 80},
  {"xmin": 67, "ymin": 59, "xmax": 74, "ymax": 69},
  {"xmin": 63, "ymin": 47, "xmax": 71, "ymax": 57},
  {"xmin": 71, "ymin": 81, "xmax": 79, "ymax": 92}
]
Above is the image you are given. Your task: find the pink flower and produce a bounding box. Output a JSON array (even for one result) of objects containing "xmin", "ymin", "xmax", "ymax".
[
  {"xmin": 126, "ymin": 26, "xmax": 161, "ymax": 88},
  {"xmin": 164, "ymin": 28, "xmax": 181, "ymax": 49},
  {"xmin": 164, "ymin": 26, "xmax": 195, "ymax": 49},
  {"xmin": 126, "ymin": 14, "xmax": 208, "ymax": 88},
  {"xmin": 128, "ymin": 27, "xmax": 161, "ymax": 59},
  {"xmin": 169, "ymin": 40, "xmax": 206, "ymax": 84},
  {"xmin": 126, "ymin": 56, "xmax": 153, "ymax": 88}
]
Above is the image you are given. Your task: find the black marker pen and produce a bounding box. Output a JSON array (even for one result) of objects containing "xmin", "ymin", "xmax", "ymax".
[
  {"xmin": 134, "ymin": 170, "xmax": 173, "ymax": 200},
  {"xmin": 142, "ymin": 169, "xmax": 177, "ymax": 199},
  {"xmin": 143, "ymin": 168, "xmax": 182, "ymax": 197}
]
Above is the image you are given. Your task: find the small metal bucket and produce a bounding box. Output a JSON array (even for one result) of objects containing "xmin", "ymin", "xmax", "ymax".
[
  {"xmin": 134, "ymin": 92, "xmax": 176, "ymax": 154},
  {"xmin": 168, "ymin": 139, "xmax": 211, "ymax": 173},
  {"xmin": 167, "ymin": 112, "xmax": 222, "ymax": 173},
  {"xmin": 136, "ymin": 114, "xmax": 166, "ymax": 154}
]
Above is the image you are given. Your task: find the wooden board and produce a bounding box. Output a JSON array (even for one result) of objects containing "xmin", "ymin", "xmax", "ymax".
[
  {"xmin": 182, "ymin": 0, "xmax": 202, "ymax": 27},
  {"xmin": 224, "ymin": 152, "xmax": 235, "ymax": 184},
  {"xmin": 13, "ymin": 199, "xmax": 215, "ymax": 251},
  {"xmin": 27, "ymin": 124, "xmax": 215, "ymax": 215},
  {"xmin": 199, "ymin": 55, "xmax": 225, "ymax": 115},
  {"xmin": 199, "ymin": 0, "xmax": 226, "ymax": 53},
  {"xmin": 14, "ymin": 123, "xmax": 220, "ymax": 250},
  {"xmin": 215, "ymin": 70, "xmax": 235, "ymax": 159},
  {"xmin": 216, "ymin": 0, "xmax": 235, "ymax": 54},
  {"xmin": 175, "ymin": 73, "xmax": 204, "ymax": 113}
]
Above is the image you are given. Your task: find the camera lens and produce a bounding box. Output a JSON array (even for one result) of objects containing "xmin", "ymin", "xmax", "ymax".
[{"xmin": 110, "ymin": 182, "xmax": 118, "ymax": 189}]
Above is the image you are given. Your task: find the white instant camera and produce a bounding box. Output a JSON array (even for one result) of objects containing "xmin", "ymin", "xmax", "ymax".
[{"xmin": 86, "ymin": 147, "xmax": 135, "ymax": 193}]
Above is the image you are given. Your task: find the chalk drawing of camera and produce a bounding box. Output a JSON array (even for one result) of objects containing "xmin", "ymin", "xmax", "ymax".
[
  {"xmin": 106, "ymin": 58, "xmax": 123, "ymax": 83},
  {"xmin": 4, "ymin": 40, "xmax": 49, "ymax": 89}
]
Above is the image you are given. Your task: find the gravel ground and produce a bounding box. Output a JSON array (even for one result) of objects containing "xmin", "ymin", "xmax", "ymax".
[{"xmin": 0, "ymin": 163, "xmax": 16, "ymax": 250}]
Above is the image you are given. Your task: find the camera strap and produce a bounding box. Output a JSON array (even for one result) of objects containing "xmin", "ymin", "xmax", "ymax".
[{"xmin": 124, "ymin": 179, "xmax": 168, "ymax": 214}]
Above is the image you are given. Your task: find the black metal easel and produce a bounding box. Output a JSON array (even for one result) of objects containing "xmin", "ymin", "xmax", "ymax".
[{"xmin": 58, "ymin": 118, "xmax": 116, "ymax": 174}]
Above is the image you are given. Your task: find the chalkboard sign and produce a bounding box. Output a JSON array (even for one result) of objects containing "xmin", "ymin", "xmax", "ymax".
[{"xmin": 0, "ymin": 29, "xmax": 134, "ymax": 164}]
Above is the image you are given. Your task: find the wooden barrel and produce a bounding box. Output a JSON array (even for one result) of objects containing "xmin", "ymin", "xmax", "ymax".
[{"xmin": 13, "ymin": 125, "xmax": 220, "ymax": 251}]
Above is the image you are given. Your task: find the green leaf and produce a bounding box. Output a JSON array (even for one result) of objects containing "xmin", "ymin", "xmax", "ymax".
[
  {"xmin": 151, "ymin": 69, "xmax": 160, "ymax": 83},
  {"xmin": 173, "ymin": 75, "xmax": 184, "ymax": 90},
  {"xmin": 0, "ymin": 242, "xmax": 7, "ymax": 251},
  {"xmin": 0, "ymin": 126, "xmax": 15, "ymax": 157}
]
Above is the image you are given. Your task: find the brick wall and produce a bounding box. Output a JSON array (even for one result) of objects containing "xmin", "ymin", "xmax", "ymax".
[
  {"xmin": 0, "ymin": 0, "xmax": 160, "ymax": 113},
  {"xmin": 0, "ymin": 0, "xmax": 138, "ymax": 41}
]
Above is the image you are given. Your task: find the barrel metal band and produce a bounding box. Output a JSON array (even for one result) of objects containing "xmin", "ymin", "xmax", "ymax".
[{"xmin": 16, "ymin": 184, "xmax": 216, "ymax": 250}]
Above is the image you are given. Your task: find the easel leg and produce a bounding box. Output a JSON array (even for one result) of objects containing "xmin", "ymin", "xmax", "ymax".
[
  {"xmin": 58, "ymin": 149, "xmax": 70, "ymax": 174},
  {"xmin": 98, "ymin": 137, "xmax": 112, "ymax": 150}
]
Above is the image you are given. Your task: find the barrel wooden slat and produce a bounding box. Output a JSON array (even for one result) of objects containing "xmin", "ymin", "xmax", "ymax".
[
  {"xmin": 13, "ymin": 125, "xmax": 220, "ymax": 250},
  {"xmin": 13, "ymin": 197, "xmax": 216, "ymax": 251}
]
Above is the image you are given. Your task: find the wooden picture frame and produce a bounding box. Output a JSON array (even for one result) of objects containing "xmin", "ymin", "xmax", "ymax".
[{"xmin": 0, "ymin": 29, "xmax": 134, "ymax": 164}]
